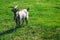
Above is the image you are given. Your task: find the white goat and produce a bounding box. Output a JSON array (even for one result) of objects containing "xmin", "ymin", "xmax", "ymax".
[{"xmin": 10, "ymin": 5, "xmax": 29, "ymax": 27}]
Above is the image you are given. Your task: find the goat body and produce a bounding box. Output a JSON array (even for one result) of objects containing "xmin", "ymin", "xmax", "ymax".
[
  {"xmin": 13, "ymin": 8, "xmax": 29, "ymax": 27},
  {"xmin": 16, "ymin": 9, "xmax": 28, "ymax": 21}
]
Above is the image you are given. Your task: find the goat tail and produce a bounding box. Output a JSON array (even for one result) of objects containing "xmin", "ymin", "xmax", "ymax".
[{"xmin": 27, "ymin": 8, "xmax": 29, "ymax": 11}]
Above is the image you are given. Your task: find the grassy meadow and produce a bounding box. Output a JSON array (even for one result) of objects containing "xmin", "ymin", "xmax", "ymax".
[{"xmin": 0, "ymin": 0, "xmax": 60, "ymax": 40}]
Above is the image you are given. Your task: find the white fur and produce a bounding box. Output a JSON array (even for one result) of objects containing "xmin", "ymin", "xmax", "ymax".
[{"xmin": 16, "ymin": 9, "xmax": 28, "ymax": 21}]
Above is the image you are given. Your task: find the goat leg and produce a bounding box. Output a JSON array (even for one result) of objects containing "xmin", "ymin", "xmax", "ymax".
[{"xmin": 25, "ymin": 18, "xmax": 28, "ymax": 25}]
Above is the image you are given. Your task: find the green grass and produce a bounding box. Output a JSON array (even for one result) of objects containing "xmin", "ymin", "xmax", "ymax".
[{"xmin": 0, "ymin": 0, "xmax": 60, "ymax": 40}]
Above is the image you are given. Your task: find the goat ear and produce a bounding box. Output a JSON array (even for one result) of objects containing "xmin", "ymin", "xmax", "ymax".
[
  {"xmin": 14, "ymin": 5, "xmax": 18, "ymax": 8},
  {"xmin": 8, "ymin": 6, "xmax": 14, "ymax": 8},
  {"xmin": 27, "ymin": 8, "xmax": 29, "ymax": 11}
]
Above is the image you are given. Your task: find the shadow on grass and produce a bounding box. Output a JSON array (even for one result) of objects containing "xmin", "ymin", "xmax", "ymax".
[{"xmin": 0, "ymin": 26, "xmax": 22, "ymax": 36}]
